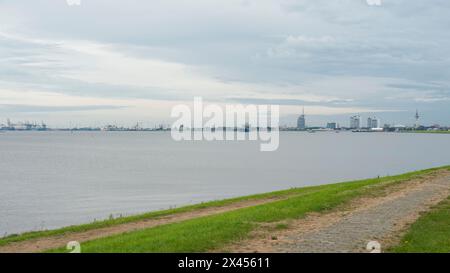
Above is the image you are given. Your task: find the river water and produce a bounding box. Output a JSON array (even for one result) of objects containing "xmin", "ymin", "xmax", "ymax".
[{"xmin": 0, "ymin": 131, "xmax": 449, "ymax": 236}]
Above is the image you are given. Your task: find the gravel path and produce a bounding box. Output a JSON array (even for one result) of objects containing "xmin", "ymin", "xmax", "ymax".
[
  {"xmin": 224, "ymin": 170, "xmax": 450, "ymax": 253},
  {"xmin": 276, "ymin": 173, "xmax": 450, "ymax": 253}
]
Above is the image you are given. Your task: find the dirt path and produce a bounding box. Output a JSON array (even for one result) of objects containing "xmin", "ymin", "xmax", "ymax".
[
  {"xmin": 222, "ymin": 170, "xmax": 450, "ymax": 253},
  {"xmin": 0, "ymin": 196, "xmax": 287, "ymax": 253}
]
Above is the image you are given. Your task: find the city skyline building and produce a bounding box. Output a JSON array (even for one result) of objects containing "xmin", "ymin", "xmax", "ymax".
[
  {"xmin": 367, "ymin": 117, "xmax": 381, "ymax": 129},
  {"xmin": 349, "ymin": 115, "xmax": 361, "ymax": 129},
  {"xmin": 297, "ymin": 107, "xmax": 306, "ymax": 130}
]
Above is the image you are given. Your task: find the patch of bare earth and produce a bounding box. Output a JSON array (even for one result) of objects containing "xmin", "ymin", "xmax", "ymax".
[
  {"xmin": 0, "ymin": 196, "xmax": 288, "ymax": 253},
  {"xmin": 219, "ymin": 170, "xmax": 450, "ymax": 253}
]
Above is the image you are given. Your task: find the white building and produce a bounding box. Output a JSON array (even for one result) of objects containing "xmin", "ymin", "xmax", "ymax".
[
  {"xmin": 349, "ymin": 115, "xmax": 361, "ymax": 129},
  {"xmin": 367, "ymin": 117, "xmax": 381, "ymax": 129},
  {"xmin": 297, "ymin": 107, "xmax": 306, "ymax": 130}
]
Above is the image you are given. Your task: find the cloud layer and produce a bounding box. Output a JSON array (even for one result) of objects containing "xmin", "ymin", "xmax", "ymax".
[{"xmin": 0, "ymin": 0, "xmax": 449, "ymax": 126}]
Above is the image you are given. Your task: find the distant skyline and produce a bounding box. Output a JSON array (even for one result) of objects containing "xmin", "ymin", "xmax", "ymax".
[
  {"xmin": 1, "ymin": 0, "xmax": 449, "ymax": 127},
  {"xmin": 1, "ymin": 108, "xmax": 442, "ymax": 129}
]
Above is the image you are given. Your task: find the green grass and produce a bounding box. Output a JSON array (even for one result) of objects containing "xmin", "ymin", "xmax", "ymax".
[
  {"xmin": 405, "ymin": 130, "xmax": 450, "ymax": 134},
  {"xmin": 389, "ymin": 196, "xmax": 450, "ymax": 253},
  {"xmin": 275, "ymin": 223, "xmax": 289, "ymax": 230},
  {"xmin": 44, "ymin": 166, "xmax": 448, "ymax": 253},
  {"xmin": 0, "ymin": 186, "xmax": 323, "ymax": 246},
  {"xmin": 2, "ymin": 166, "xmax": 448, "ymax": 252}
]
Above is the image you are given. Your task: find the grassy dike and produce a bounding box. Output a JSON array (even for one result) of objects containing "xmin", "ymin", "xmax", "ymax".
[
  {"xmin": 1, "ymin": 166, "xmax": 448, "ymax": 252},
  {"xmin": 49, "ymin": 166, "xmax": 447, "ymax": 253},
  {"xmin": 390, "ymin": 196, "xmax": 450, "ymax": 253},
  {"xmin": 405, "ymin": 130, "xmax": 450, "ymax": 134},
  {"xmin": 0, "ymin": 186, "xmax": 324, "ymax": 246}
]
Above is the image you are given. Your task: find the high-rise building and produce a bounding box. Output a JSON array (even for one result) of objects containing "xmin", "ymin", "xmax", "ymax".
[
  {"xmin": 297, "ymin": 107, "xmax": 306, "ymax": 130},
  {"xmin": 367, "ymin": 117, "xmax": 380, "ymax": 129},
  {"xmin": 349, "ymin": 115, "xmax": 361, "ymax": 129}
]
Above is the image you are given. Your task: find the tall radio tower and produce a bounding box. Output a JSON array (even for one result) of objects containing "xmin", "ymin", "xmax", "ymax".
[{"xmin": 415, "ymin": 109, "xmax": 420, "ymax": 129}]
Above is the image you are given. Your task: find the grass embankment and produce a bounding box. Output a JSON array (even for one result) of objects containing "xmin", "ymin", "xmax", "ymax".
[
  {"xmin": 390, "ymin": 196, "xmax": 450, "ymax": 253},
  {"xmin": 44, "ymin": 166, "xmax": 446, "ymax": 253},
  {"xmin": 406, "ymin": 130, "xmax": 450, "ymax": 134},
  {"xmin": 1, "ymin": 166, "xmax": 448, "ymax": 253},
  {"xmin": 0, "ymin": 187, "xmax": 322, "ymax": 246}
]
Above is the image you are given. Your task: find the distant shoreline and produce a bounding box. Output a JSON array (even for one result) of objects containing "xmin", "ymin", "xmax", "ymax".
[{"xmin": 1, "ymin": 129, "xmax": 449, "ymax": 133}]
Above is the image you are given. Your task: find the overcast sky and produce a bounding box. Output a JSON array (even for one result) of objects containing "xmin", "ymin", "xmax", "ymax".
[{"xmin": 0, "ymin": 0, "xmax": 449, "ymax": 127}]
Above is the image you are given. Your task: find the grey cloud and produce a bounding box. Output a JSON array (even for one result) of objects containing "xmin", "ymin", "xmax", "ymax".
[
  {"xmin": 227, "ymin": 97, "xmax": 353, "ymax": 106},
  {"xmin": 0, "ymin": 104, "xmax": 127, "ymax": 113},
  {"xmin": 0, "ymin": 0, "xmax": 449, "ymax": 125}
]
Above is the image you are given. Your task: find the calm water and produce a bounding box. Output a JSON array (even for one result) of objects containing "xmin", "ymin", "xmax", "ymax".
[{"xmin": 1, "ymin": 131, "xmax": 449, "ymax": 236}]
